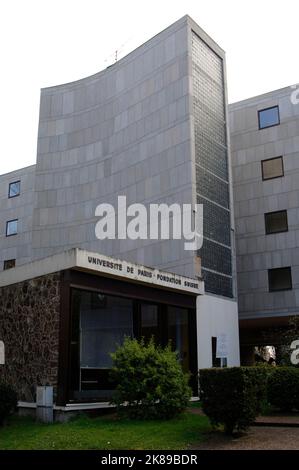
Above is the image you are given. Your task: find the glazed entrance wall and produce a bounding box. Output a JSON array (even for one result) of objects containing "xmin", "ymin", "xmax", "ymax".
[
  {"xmin": 62, "ymin": 269, "xmax": 197, "ymax": 404},
  {"xmin": 69, "ymin": 287, "xmax": 192, "ymax": 401}
]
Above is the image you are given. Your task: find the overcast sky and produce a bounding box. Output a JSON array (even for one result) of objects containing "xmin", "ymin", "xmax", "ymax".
[{"xmin": 1, "ymin": 0, "xmax": 298, "ymax": 175}]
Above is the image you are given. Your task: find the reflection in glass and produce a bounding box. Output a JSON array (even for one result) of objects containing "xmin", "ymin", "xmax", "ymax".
[
  {"xmin": 9, "ymin": 181, "xmax": 20, "ymax": 198},
  {"xmin": 6, "ymin": 220, "xmax": 18, "ymax": 236},
  {"xmin": 167, "ymin": 306, "xmax": 189, "ymax": 372},
  {"xmin": 258, "ymin": 106, "xmax": 279, "ymax": 129},
  {"xmin": 140, "ymin": 304, "xmax": 158, "ymax": 343},
  {"xmin": 79, "ymin": 292, "xmax": 133, "ymax": 368}
]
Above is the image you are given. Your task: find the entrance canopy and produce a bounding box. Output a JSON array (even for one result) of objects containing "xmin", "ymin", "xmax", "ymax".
[{"xmin": 0, "ymin": 248, "xmax": 204, "ymax": 296}]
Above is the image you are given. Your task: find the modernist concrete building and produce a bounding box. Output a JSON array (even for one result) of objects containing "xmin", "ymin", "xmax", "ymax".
[
  {"xmin": 229, "ymin": 85, "xmax": 299, "ymax": 362},
  {"xmin": 0, "ymin": 15, "xmax": 240, "ymax": 409}
]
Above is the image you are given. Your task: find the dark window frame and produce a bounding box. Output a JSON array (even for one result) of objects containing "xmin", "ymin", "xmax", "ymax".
[
  {"xmin": 3, "ymin": 259, "xmax": 16, "ymax": 270},
  {"xmin": 258, "ymin": 105, "xmax": 280, "ymax": 130},
  {"xmin": 6, "ymin": 219, "xmax": 18, "ymax": 237},
  {"xmin": 211, "ymin": 337, "xmax": 221, "ymax": 367},
  {"xmin": 65, "ymin": 274, "xmax": 198, "ymax": 405},
  {"xmin": 268, "ymin": 267, "xmax": 292, "ymax": 292},
  {"xmin": 265, "ymin": 210, "xmax": 288, "ymax": 235},
  {"xmin": 8, "ymin": 180, "xmax": 21, "ymax": 198},
  {"xmin": 261, "ymin": 156, "xmax": 284, "ymax": 181}
]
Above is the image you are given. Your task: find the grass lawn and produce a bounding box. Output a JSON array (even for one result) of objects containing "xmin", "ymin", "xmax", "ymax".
[{"xmin": 0, "ymin": 409, "xmax": 210, "ymax": 450}]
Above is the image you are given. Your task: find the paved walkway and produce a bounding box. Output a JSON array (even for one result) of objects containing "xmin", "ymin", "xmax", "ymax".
[
  {"xmin": 193, "ymin": 426, "xmax": 299, "ymax": 450},
  {"xmin": 255, "ymin": 413, "xmax": 299, "ymax": 426},
  {"xmin": 190, "ymin": 408, "xmax": 299, "ymax": 449}
]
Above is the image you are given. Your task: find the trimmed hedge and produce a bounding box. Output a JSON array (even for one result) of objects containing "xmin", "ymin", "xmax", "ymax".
[
  {"xmin": 110, "ymin": 337, "xmax": 192, "ymax": 420},
  {"xmin": 267, "ymin": 367, "xmax": 299, "ymax": 411},
  {"xmin": 0, "ymin": 382, "xmax": 17, "ymax": 425},
  {"xmin": 199, "ymin": 367, "xmax": 268, "ymax": 434}
]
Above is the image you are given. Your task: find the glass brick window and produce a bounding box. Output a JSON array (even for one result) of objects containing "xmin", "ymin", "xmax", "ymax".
[
  {"xmin": 265, "ymin": 210, "xmax": 288, "ymax": 235},
  {"xmin": 3, "ymin": 259, "xmax": 16, "ymax": 270},
  {"xmin": 192, "ymin": 31, "xmax": 233, "ymax": 298},
  {"xmin": 6, "ymin": 219, "xmax": 18, "ymax": 236},
  {"xmin": 268, "ymin": 267, "xmax": 292, "ymax": 292},
  {"xmin": 8, "ymin": 181, "xmax": 21, "ymax": 198},
  {"xmin": 258, "ymin": 106, "xmax": 280, "ymax": 129},
  {"xmin": 261, "ymin": 156, "xmax": 284, "ymax": 180}
]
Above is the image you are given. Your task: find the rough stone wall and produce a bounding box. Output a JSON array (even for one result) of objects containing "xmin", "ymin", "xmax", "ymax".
[{"xmin": 0, "ymin": 273, "xmax": 60, "ymax": 402}]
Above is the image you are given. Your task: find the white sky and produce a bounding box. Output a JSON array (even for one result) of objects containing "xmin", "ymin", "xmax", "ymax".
[{"xmin": 1, "ymin": 0, "xmax": 298, "ymax": 175}]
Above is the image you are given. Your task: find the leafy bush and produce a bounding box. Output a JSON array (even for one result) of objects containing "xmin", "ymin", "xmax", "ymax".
[
  {"xmin": 0, "ymin": 382, "xmax": 17, "ymax": 425},
  {"xmin": 199, "ymin": 367, "xmax": 269, "ymax": 434},
  {"xmin": 267, "ymin": 367, "xmax": 299, "ymax": 411},
  {"xmin": 110, "ymin": 337, "xmax": 192, "ymax": 419}
]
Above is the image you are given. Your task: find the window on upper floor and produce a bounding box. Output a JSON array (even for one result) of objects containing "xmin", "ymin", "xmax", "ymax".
[
  {"xmin": 6, "ymin": 219, "xmax": 18, "ymax": 237},
  {"xmin": 268, "ymin": 267, "xmax": 292, "ymax": 292},
  {"xmin": 265, "ymin": 210, "xmax": 288, "ymax": 235},
  {"xmin": 258, "ymin": 106, "xmax": 280, "ymax": 129},
  {"xmin": 3, "ymin": 259, "xmax": 16, "ymax": 270},
  {"xmin": 8, "ymin": 180, "xmax": 21, "ymax": 198},
  {"xmin": 261, "ymin": 156, "xmax": 284, "ymax": 180}
]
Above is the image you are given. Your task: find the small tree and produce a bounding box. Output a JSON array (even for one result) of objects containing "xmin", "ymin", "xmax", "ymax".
[
  {"xmin": 199, "ymin": 367, "xmax": 269, "ymax": 435},
  {"xmin": 267, "ymin": 367, "xmax": 299, "ymax": 411},
  {"xmin": 110, "ymin": 337, "xmax": 192, "ymax": 419}
]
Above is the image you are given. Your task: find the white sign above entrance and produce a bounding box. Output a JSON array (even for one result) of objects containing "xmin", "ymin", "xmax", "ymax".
[{"xmin": 76, "ymin": 250, "xmax": 204, "ymax": 295}]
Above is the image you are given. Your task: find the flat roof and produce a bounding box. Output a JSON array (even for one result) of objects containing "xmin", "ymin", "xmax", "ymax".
[
  {"xmin": 228, "ymin": 83, "xmax": 295, "ymax": 109},
  {"xmin": 0, "ymin": 248, "xmax": 204, "ymax": 295}
]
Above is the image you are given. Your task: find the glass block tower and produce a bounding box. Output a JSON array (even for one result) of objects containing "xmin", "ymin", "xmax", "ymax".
[{"xmin": 192, "ymin": 31, "xmax": 233, "ymax": 298}]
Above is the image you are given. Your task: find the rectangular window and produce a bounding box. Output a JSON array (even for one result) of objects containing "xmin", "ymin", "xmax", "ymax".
[
  {"xmin": 258, "ymin": 106, "xmax": 280, "ymax": 129},
  {"xmin": 268, "ymin": 267, "xmax": 292, "ymax": 292},
  {"xmin": 265, "ymin": 210, "xmax": 288, "ymax": 235},
  {"xmin": 79, "ymin": 292, "xmax": 133, "ymax": 369},
  {"xmin": 3, "ymin": 259, "xmax": 16, "ymax": 270},
  {"xmin": 8, "ymin": 181, "xmax": 21, "ymax": 198},
  {"xmin": 261, "ymin": 156, "xmax": 284, "ymax": 180},
  {"xmin": 6, "ymin": 219, "xmax": 18, "ymax": 236}
]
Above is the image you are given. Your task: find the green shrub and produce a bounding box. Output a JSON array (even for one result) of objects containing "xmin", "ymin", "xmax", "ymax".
[
  {"xmin": 246, "ymin": 365, "xmax": 273, "ymax": 415},
  {"xmin": 110, "ymin": 337, "xmax": 192, "ymax": 419},
  {"xmin": 0, "ymin": 382, "xmax": 17, "ymax": 425},
  {"xmin": 199, "ymin": 367, "xmax": 269, "ymax": 434},
  {"xmin": 267, "ymin": 367, "xmax": 299, "ymax": 411}
]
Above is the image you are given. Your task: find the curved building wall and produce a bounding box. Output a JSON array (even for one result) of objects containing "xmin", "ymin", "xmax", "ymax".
[{"xmin": 33, "ymin": 16, "xmax": 196, "ymax": 277}]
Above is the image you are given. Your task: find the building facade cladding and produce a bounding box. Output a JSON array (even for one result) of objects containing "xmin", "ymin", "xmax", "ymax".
[
  {"xmin": 0, "ymin": 15, "xmax": 236, "ymax": 294},
  {"xmin": 0, "ymin": 165, "xmax": 35, "ymax": 270},
  {"xmin": 32, "ymin": 16, "xmax": 196, "ymax": 278},
  {"xmin": 229, "ymin": 86, "xmax": 299, "ymax": 320},
  {"xmin": 191, "ymin": 31, "xmax": 233, "ymax": 297}
]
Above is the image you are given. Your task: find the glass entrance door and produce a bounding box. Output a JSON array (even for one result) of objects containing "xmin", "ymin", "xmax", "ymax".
[{"xmin": 140, "ymin": 303, "xmax": 159, "ymax": 343}]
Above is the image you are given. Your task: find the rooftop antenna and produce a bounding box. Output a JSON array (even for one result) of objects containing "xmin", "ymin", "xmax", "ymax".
[{"xmin": 104, "ymin": 35, "xmax": 135, "ymax": 67}]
